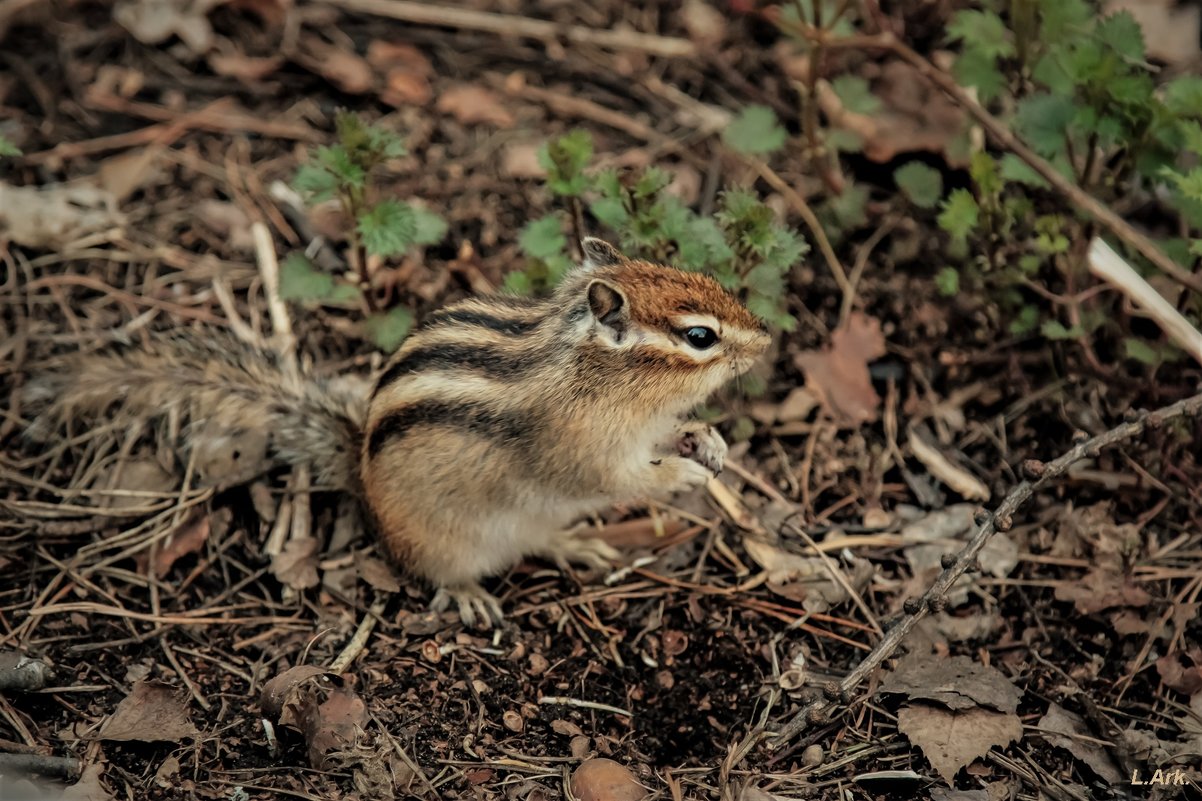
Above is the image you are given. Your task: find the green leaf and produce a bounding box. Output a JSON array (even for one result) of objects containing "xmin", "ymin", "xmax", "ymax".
[
  {"xmin": 893, "ymin": 162, "xmax": 943, "ymax": 209},
  {"xmin": 0, "ymin": 135, "xmax": 21, "ymax": 157},
  {"xmin": 519, "ymin": 215, "xmax": 567, "ymax": 260},
  {"xmin": 826, "ymin": 183, "xmax": 869, "ymax": 230},
  {"xmin": 315, "ymin": 145, "xmax": 365, "ymax": 189},
  {"xmin": 365, "ymin": 307, "xmax": 414, "ymax": 352},
  {"xmin": 539, "ymin": 130, "xmax": 594, "ymax": 196},
  {"xmin": 358, "ymin": 199, "xmax": 417, "ymax": 258},
  {"xmin": 935, "ymin": 267, "xmax": 959, "ymax": 297},
  {"xmin": 294, "ymin": 164, "xmax": 340, "ymax": 202},
  {"xmin": 825, "ymin": 128, "xmax": 863, "ymax": 153},
  {"xmin": 952, "ymin": 49, "xmax": 1007, "ymax": 104},
  {"xmin": 589, "ymin": 197, "xmax": 628, "ymax": 230},
  {"xmin": 723, "ymin": 105, "xmax": 787, "ymax": 155},
  {"xmin": 1009, "ymin": 304, "xmax": 1040, "ymax": 336},
  {"xmin": 999, "ymin": 154, "xmax": 1050, "ymax": 188},
  {"xmin": 937, "ymin": 189, "xmax": 980, "ymax": 241},
  {"xmin": 411, "ymin": 207, "xmax": 448, "ymax": 246},
  {"xmin": 1096, "ymin": 11, "xmax": 1145, "ymax": 62},
  {"xmin": 1039, "ymin": 0, "xmax": 1091, "ymax": 40},
  {"xmin": 1122, "ymin": 337, "xmax": 1160, "ymax": 365},
  {"xmin": 969, "ymin": 152, "xmax": 1002, "ymax": 198},
  {"xmin": 829, "ymin": 75, "xmax": 881, "ymax": 115},
  {"xmin": 1040, "ymin": 319, "xmax": 1084, "ymax": 340},
  {"xmin": 503, "ymin": 270, "xmax": 534, "ymax": 295},
  {"xmin": 1014, "ymin": 93, "xmax": 1078, "ymax": 157},
  {"xmin": 279, "ymin": 254, "xmax": 335, "ymax": 301},
  {"xmin": 947, "ymin": 10, "xmax": 1015, "ymax": 59},
  {"xmin": 1165, "ymin": 76, "xmax": 1202, "ymax": 117}
]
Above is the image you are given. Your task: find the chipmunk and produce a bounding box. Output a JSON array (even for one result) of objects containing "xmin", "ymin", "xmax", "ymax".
[{"xmin": 26, "ymin": 238, "xmax": 771, "ymax": 626}]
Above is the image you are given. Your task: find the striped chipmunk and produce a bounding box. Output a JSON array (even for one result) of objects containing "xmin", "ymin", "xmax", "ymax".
[{"xmin": 26, "ymin": 238, "xmax": 771, "ymax": 626}]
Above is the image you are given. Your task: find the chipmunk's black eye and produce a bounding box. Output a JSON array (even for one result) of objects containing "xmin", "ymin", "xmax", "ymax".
[{"xmin": 683, "ymin": 326, "xmax": 718, "ymax": 349}]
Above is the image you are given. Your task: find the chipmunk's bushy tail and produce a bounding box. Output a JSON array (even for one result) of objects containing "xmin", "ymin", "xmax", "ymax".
[{"xmin": 25, "ymin": 331, "xmax": 366, "ymax": 488}]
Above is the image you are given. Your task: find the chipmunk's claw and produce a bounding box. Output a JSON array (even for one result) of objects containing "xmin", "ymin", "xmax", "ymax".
[
  {"xmin": 675, "ymin": 422, "xmax": 728, "ymax": 476},
  {"xmin": 431, "ymin": 583, "xmax": 505, "ymax": 629}
]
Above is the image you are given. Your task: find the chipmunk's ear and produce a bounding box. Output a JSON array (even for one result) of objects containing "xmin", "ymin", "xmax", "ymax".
[
  {"xmin": 581, "ymin": 237, "xmax": 625, "ymax": 269},
  {"xmin": 586, "ymin": 278, "xmax": 629, "ymax": 340}
]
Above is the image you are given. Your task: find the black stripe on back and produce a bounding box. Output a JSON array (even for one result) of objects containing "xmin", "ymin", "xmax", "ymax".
[
  {"xmin": 420, "ymin": 308, "xmax": 545, "ymax": 336},
  {"xmin": 374, "ymin": 343, "xmax": 537, "ymax": 393},
  {"xmin": 366, "ymin": 400, "xmax": 534, "ymax": 458}
]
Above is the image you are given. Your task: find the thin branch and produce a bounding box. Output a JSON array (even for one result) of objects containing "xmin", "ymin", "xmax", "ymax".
[
  {"xmin": 769, "ymin": 390, "xmax": 1202, "ymax": 748},
  {"xmin": 323, "ymin": 0, "xmax": 696, "ymax": 58}
]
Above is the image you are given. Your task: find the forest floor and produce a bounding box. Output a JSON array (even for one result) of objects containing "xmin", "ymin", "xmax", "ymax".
[{"xmin": 1, "ymin": 1, "xmax": 1201, "ymax": 800}]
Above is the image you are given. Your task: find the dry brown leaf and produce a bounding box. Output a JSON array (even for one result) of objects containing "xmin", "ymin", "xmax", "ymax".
[
  {"xmin": 272, "ymin": 536, "xmax": 321, "ymax": 590},
  {"xmin": 0, "ymin": 181, "xmax": 126, "ymax": 249},
  {"xmin": 153, "ymin": 513, "xmax": 210, "ymax": 579},
  {"xmin": 571, "ymin": 758, "xmax": 648, "ymax": 801},
  {"xmin": 897, "ymin": 703, "xmax": 1023, "ymax": 784},
  {"xmin": 501, "ymin": 141, "xmax": 546, "ymax": 178},
  {"xmin": 1156, "ymin": 649, "xmax": 1202, "ymax": 696},
  {"xmin": 1037, "ymin": 702, "xmax": 1123, "ymax": 783},
  {"xmin": 98, "ymin": 146, "xmax": 164, "ymax": 203},
  {"xmin": 1054, "ymin": 569, "xmax": 1151, "ymax": 614},
  {"xmin": 61, "ymin": 763, "xmax": 114, "ymax": 801},
  {"xmin": 794, "ymin": 312, "xmax": 885, "ymax": 426},
  {"xmin": 259, "ymin": 666, "xmax": 368, "ymax": 769},
  {"xmin": 880, "ymin": 653, "xmax": 1021, "ymax": 714},
  {"xmin": 300, "ymin": 34, "xmax": 373, "ymax": 95},
  {"xmin": 307, "ymin": 685, "xmax": 368, "ymax": 767},
  {"xmin": 98, "ymin": 681, "xmax": 197, "ymax": 743},
  {"xmin": 680, "ymin": 0, "xmax": 727, "ymax": 47},
  {"xmin": 368, "ymin": 40, "xmax": 432, "ymax": 106},
  {"xmin": 207, "ymin": 50, "xmax": 285, "ymax": 82},
  {"xmin": 194, "ymin": 200, "xmax": 256, "ymax": 254},
  {"xmin": 113, "ymin": 0, "xmax": 223, "ymax": 54},
  {"xmin": 744, "ymin": 537, "xmax": 873, "ymax": 612},
  {"xmin": 437, "ymin": 84, "xmax": 516, "ymax": 128},
  {"xmin": 260, "ymin": 665, "xmax": 329, "ymax": 717},
  {"xmin": 355, "ymin": 554, "xmax": 401, "ymax": 593},
  {"xmin": 907, "ymin": 428, "xmax": 990, "ymax": 501},
  {"xmin": 97, "ymin": 457, "xmax": 177, "ymax": 510}
]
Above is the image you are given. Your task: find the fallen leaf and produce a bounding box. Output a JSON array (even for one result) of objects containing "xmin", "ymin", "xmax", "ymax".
[
  {"xmin": 744, "ymin": 537, "xmax": 874, "ymax": 612},
  {"xmin": 571, "ymin": 758, "xmax": 647, "ymax": 801},
  {"xmin": 929, "ymin": 789, "xmax": 990, "ymax": 801},
  {"xmin": 194, "ymin": 200, "xmax": 256, "ymax": 254},
  {"xmin": 880, "ymin": 653, "xmax": 1021, "ymax": 714},
  {"xmin": 207, "ymin": 50, "xmax": 285, "ymax": 82},
  {"xmin": 907, "ymin": 427, "xmax": 990, "ymax": 501},
  {"xmin": 97, "ymin": 146, "xmax": 164, "ymax": 203},
  {"xmin": 153, "ymin": 513, "xmax": 210, "ymax": 579},
  {"xmin": 680, "ymin": 0, "xmax": 726, "ymax": 47},
  {"xmin": 113, "ymin": 0, "xmax": 223, "ymax": 54},
  {"xmin": 300, "ymin": 34, "xmax": 373, "ymax": 94},
  {"xmin": 437, "ymin": 84, "xmax": 515, "ymax": 128},
  {"xmin": 0, "ymin": 181, "xmax": 126, "ymax": 249},
  {"xmin": 794, "ymin": 311, "xmax": 886, "ymax": 426},
  {"xmin": 1156, "ymin": 649, "xmax": 1202, "ymax": 696},
  {"xmin": 1054, "ymin": 569, "xmax": 1151, "ymax": 615},
  {"xmin": 1037, "ymin": 702, "xmax": 1123, "ymax": 783},
  {"xmin": 368, "ymin": 40, "xmax": 432, "ymax": 106},
  {"xmin": 98, "ymin": 681, "xmax": 197, "ymax": 742},
  {"xmin": 260, "ymin": 666, "xmax": 368, "ymax": 769},
  {"xmin": 272, "ymin": 536, "xmax": 321, "ymax": 590},
  {"xmin": 61, "ymin": 763, "xmax": 114, "ymax": 801},
  {"xmin": 1054, "ymin": 502, "xmax": 1142, "ymax": 568},
  {"xmin": 356, "ymin": 554, "xmax": 401, "ymax": 593},
  {"xmin": 776, "ymin": 386, "xmax": 820, "ymax": 422},
  {"xmin": 501, "ymin": 140, "xmax": 546, "ymax": 178},
  {"xmin": 897, "ymin": 702, "xmax": 1023, "ymax": 784}
]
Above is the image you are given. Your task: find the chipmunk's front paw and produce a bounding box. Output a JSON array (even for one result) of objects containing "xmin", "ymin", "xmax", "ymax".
[
  {"xmin": 675, "ymin": 422, "xmax": 728, "ymax": 476},
  {"xmin": 430, "ymin": 583, "xmax": 505, "ymax": 629}
]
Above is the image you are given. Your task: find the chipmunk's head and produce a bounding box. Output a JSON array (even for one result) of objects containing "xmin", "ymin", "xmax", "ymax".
[{"xmin": 564, "ymin": 238, "xmax": 772, "ymax": 407}]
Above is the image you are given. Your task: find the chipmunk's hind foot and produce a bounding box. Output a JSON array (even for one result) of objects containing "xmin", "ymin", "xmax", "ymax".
[{"xmin": 430, "ymin": 583, "xmax": 505, "ymax": 629}]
